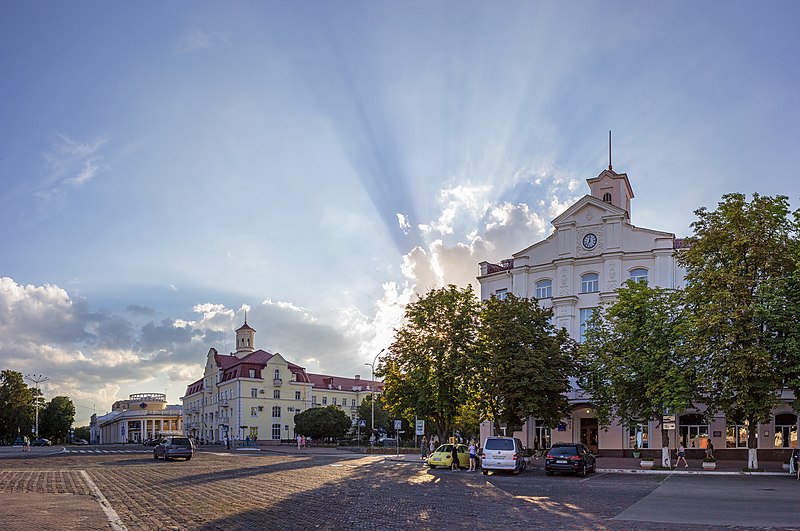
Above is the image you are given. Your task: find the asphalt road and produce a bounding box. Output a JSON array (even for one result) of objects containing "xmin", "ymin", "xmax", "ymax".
[{"xmin": 0, "ymin": 446, "xmax": 798, "ymax": 530}]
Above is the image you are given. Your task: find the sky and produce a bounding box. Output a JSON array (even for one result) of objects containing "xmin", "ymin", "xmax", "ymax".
[{"xmin": 2, "ymin": 1, "xmax": 799, "ymax": 425}]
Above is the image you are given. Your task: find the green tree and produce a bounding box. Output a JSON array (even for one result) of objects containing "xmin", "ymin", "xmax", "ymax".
[
  {"xmin": 452, "ymin": 403, "xmax": 481, "ymax": 442},
  {"xmin": 380, "ymin": 285, "xmax": 480, "ymax": 441},
  {"xmin": 678, "ymin": 193, "xmax": 800, "ymax": 468},
  {"xmin": 74, "ymin": 425, "xmax": 91, "ymax": 442},
  {"xmin": 0, "ymin": 370, "xmax": 34, "ymax": 443},
  {"xmin": 578, "ymin": 281, "xmax": 695, "ymax": 466},
  {"xmin": 356, "ymin": 394, "xmax": 389, "ymax": 439},
  {"xmin": 40, "ymin": 396, "xmax": 75, "ymax": 443},
  {"xmin": 294, "ymin": 406, "xmax": 352, "ymax": 441},
  {"xmin": 475, "ymin": 294, "xmax": 575, "ymax": 437}
]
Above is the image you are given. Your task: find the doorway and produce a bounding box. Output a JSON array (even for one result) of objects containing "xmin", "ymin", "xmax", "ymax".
[{"xmin": 580, "ymin": 417, "xmax": 599, "ymax": 454}]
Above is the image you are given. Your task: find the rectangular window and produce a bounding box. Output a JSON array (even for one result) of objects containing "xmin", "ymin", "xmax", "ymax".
[
  {"xmin": 535, "ymin": 281, "xmax": 552, "ymax": 299},
  {"xmin": 312, "ymin": 395, "xmax": 317, "ymax": 404},
  {"xmin": 251, "ymin": 407, "xmax": 257, "ymax": 417},
  {"xmin": 332, "ymin": 398, "xmax": 337, "ymax": 406},
  {"xmin": 295, "ymin": 391, "xmax": 301, "ymax": 400},
  {"xmin": 251, "ymin": 388, "xmax": 258, "ymax": 398},
  {"xmin": 249, "ymin": 369, "xmax": 256, "ymax": 378},
  {"xmin": 496, "ymin": 288, "xmax": 507, "ymax": 300},
  {"xmin": 272, "ymin": 424, "xmax": 281, "ymax": 440},
  {"xmin": 725, "ymin": 424, "xmax": 752, "ymax": 448},
  {"xmin": 272, "ymin": 406, "xmax": 281, "ymax": 418},
  {"xmin": 579, "ymin": 308, "xmax": 596, "ymax": 343},
  {"xmin": 274, "ymin": 390, "xmax": 280, "ymax": 399},
  {"xmin": 628, "ymin": 423, "xmax": 649, "ymax": 449},
  {"xmin": 322, "ymin": 397, "xmax": 327, "ymax": 405},
  {"xmin": 581, "ymin": 274, "xmax": 599, "ymax": 293}
]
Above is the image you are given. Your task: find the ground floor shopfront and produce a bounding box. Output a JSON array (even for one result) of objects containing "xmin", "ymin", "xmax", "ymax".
[{"xmin": 480, "ymin": 402, "xmax": 799, "ymax": 458}]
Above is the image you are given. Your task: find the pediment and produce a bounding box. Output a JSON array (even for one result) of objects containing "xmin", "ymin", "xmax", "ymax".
[{"xmin": 551, "ymin": 195, "xmax": 627, "ymax": 228}]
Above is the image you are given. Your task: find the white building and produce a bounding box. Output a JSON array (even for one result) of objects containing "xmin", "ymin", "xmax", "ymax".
[
  {"xmin": 477, "ymin": 166, "xmax": 798, "ymax": 457},
  {"xmin": 181, "ymin": 319, "xmax": 382, "ymax": 444},
  {"xmin": 91, "ymin": 393, "xmax": 182, "ymax": 444}
]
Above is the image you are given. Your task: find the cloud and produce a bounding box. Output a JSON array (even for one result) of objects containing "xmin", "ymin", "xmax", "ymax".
[
  {"xmin": 396, "ymin": 213, "xmax": 411, "ymax": 234},
  {"xmin": 174, "ymin": 26, "xmax": 227, "ymax": 55}
]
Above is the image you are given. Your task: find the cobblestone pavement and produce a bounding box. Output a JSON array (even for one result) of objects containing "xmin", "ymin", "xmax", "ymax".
[{"xmin": 1, "ymin": 450, "xmax": 798, "ymax": 530}]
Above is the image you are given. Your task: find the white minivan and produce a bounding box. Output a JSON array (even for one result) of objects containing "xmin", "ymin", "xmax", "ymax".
[{"xmin": 481, "ymin": 436, "xmax": 527, "ymax": 475}]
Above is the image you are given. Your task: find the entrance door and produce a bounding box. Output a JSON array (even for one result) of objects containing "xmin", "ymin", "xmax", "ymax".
[{"xmin": 580, "ymin": 418, "xmax": 599, "ymax": 454}]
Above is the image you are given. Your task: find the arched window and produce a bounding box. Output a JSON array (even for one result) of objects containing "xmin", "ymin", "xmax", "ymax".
[
  {"xmin": 602, "ymin": 192, "xmax": 612, "ymax": 203},
  {"xmin": 535, "ymin": 279, "xmax": 552, "ymax": 299},
  {"xmin": 580, "ymin": 273, "xmax": 599, "ymax": 293},
  {"xmin": 629, "ymin": 268, "xmax": 648, "ymax": 284},
  {"xmin": 274, "ymin": 368, "xmax": 281, "ymax": 381}
]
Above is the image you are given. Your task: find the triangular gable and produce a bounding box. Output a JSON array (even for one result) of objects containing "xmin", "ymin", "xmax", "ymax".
[{"xmin": 551, "ymin": 194, "xmax": 627, "ymax": 227}]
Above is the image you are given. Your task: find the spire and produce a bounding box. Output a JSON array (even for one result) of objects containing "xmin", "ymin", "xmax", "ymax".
[{"xmin": 608, "ymin": 130, "xmax": 613, "ymax": 171}]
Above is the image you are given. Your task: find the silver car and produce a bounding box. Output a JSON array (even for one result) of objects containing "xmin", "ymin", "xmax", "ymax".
[{"xmin": 154, "ymin": 436, "xmax": 194, "ymax": 461}]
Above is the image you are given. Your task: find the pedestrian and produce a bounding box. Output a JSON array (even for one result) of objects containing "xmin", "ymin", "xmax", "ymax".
[
  {"xmin": 301, "ymin": 435, "xmax": 306, "ymax": 448},
  {"xmin": 468, "ymin": 440, "xmax": 477, "ymax": 471},
  {"xmin": 297, "ymin": 434, "xmax": 302, "ymax": 449},
  {"xmin": 451, "ymin": 444, "xmax": 460, "ymax": 471},
  {"xmin": 676, "ymin": 443, "xmax": 688, "ymax": 467},
  {"xmin": 421, "ymin": 436, "xmax": 428, "ymax": 460},
  {"xmin": 429, "ymin": 439, "xmax": 435, "ymax": 455},
  {"xmin": 705, "ymin": 439, "xmax": 714, "ymax": 459},
  {"xmin": 794, "ymin": 450, "xmax": 799, "ymax": 481}
]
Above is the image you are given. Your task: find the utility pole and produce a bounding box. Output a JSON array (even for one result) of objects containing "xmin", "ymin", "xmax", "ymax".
[
  {"xmin": 25, "ymin": 373, "xmax": 49, "ymax": 438},
  {"xmin": 365, "ymin": 348, "xmax": 385, "ymax": 446}
]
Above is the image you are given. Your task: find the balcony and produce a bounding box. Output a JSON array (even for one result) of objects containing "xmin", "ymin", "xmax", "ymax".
[{"xmin": 273, "ymin": 378, "xmax": 282, "ymax": 386}]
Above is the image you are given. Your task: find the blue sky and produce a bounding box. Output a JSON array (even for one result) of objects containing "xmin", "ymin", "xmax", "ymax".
[{"xmin": 2, "ymin": 1, "xmax": 799, "ymax": 424}]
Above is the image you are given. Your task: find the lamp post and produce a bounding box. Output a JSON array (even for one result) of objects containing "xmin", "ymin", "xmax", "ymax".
[
  {"xmin": 24, "ymin": 373, "xmax": 49, "ymax": 438},
  {"xmin": 365, "ymin": 348, "xmax": 385, "ymax": 445}
]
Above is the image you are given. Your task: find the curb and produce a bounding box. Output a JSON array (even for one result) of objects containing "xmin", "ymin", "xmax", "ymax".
[{"xmin": 596, "ymin": 468, "xmax": 788, "ymax": 476}]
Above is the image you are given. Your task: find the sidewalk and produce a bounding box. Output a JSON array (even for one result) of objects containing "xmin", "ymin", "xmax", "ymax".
[{"xmin": 386, "ymin": 453, "xmax": 792, "ymax": 476}]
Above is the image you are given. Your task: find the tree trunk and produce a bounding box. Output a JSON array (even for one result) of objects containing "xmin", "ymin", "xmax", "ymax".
[{"xmin": 660, "ymin": 422, "xmax": 671, "ymax": 468}]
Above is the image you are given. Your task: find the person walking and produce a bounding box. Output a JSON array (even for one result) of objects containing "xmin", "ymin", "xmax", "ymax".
[
  {"xmin": 296, "ymin": 434, "xmax": 302, "ymax": 449},
  {"xmin": 468, "ymin": 440, "xmax": 477, "ymax": 471},
  {"xmin": 451, "ymin": 444, "xmax": 460, "ymax": 471},
  {"xmin": 676, "ymin": 443, "xmax": 688, "ymax": 467},
  {"xmin": 705, "ymin": 440, "xmax": 714, "ymax": 459},
  {"xmin": 421, "ymin": 436, "xmax": 428, "ymax": 460},
  {"xmin": 429, "ymin": 439, "xmax": 435, "ymax": 456}
]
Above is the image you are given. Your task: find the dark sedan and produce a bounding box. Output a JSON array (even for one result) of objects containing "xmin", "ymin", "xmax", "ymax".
[
  {"xmin": 545, "ymin": 443, "xmax": 596, "ymax": 477},
  {"xmin": 31, "ymin": 438, "xmax": 52, "ymax": 446}
]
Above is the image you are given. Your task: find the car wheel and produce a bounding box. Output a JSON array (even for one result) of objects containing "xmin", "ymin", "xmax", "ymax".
[
  {"xmin": 153, "ymin": 451, "xmax": 158, "ymax": 460},
  {"xmin": 482, "ymin": 469, "xmax": 488, "ymax": 475},
  {"xmin": 428, "ymin": 465, "xmax": 436, "ymax": 469},
  {"xmin": 578, "ymin": 464, "xmax": 587, "ymax": 477},
  {"xmin": 163, "ymin": 451, "xmax": 170, "ymax": 461},
  {"xmin": 546, "ymin": 470, "xmax": 554, "ymax": 476},
  {"xmin": 185, "ymin": 455, "xmax": 191, "ymax": 461}
]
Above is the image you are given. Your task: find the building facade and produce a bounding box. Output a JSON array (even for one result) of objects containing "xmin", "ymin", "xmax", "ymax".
[
  {"xmin": 477, "ymin": 166, "xmax": 798, "ymax": 455},
  {"xmin": 90, "ymin": 393, "xmax": 182, "ymax": 444},
  {"xmin": 181, "ymin": 320, "xmax": 382, "ymax": 443}
]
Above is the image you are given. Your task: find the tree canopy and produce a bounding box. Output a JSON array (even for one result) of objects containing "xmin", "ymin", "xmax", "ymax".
[
  {"xmin": 356, "ymin": 394, "xmax": 390, "ymax": 438},
  {"xmin": 678, "ymin": 193, "xmax": 800, "ymax": 452},
  {"xmin": 578, "ymin": 280, "xmax": 695, "ymax": 448},
  {"xmin": 475, "ymin": 294, "xmax": 575, "ymax": 436},
  {"xmin": 293, "ymin": 406, "xmax": 351, "ymax": 440},
  {"xmin": 379, "ymin": 284, "xmax": 480, "ymax": 439},
  {"xmin": 0, "ymin": 370, "xmax": 34, "ymax": 443},
  {"xmin": 40, "ymin": 396, "xmax": 75, "ymax": 443}
]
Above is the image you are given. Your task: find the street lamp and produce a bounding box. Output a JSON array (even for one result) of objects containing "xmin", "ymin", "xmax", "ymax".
[
  {"xmin": 24, "ymin": 373, "xmax": 49, "ymax": 438},
  {"xmin": 365, "ymin": 348, "xmax": 385, "ymax": 445}
]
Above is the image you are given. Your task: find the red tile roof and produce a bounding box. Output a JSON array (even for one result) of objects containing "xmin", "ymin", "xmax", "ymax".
[{"xmin": 307, "ymin": 373, "xmax": 383, "ymax": 392}]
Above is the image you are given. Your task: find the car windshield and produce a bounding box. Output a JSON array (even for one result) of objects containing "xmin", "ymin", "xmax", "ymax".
[
  {"xmin": 435, "ymin": 445, "xmax": 453, "ymax": 453},
  {"xmin": 550, "ymin": 446, "xmax": 578, "ymax": 456},
  {"xmin": 484, "ymin": 439, "xmax": 514, "ymax": 451},
  {"xmin": 171, "ymin": 438, "xmax": 191, "ymax": 447}
]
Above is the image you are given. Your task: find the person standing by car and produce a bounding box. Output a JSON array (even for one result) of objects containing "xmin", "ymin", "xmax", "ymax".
[
  {"xmin": 468, "ymin": 440, "xmax": 477, "ymax": 471},
  {"xmin": 451, "ymin": 444, "xmax": 460, "ymax": 471},
  {"xmin": 421, "ymin": 436, "xmax": 428, "ymax": 460}
]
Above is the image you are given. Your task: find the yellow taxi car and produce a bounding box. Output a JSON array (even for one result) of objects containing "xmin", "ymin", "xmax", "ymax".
[{"xmin": 427, "ymin": 444, "xmax": 478, "ymax": 469}]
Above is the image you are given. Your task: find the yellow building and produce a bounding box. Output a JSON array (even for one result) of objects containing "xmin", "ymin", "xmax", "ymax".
[
  {"xmin": 182, "ymin": 320, "xmax": 382, "ymax": 443},
  {"xmin": 91, "ymin": 393, "xmax": 183, "ymax": 444}
]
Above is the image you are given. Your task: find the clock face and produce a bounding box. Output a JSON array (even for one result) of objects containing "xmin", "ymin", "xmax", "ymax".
[{"xmin": 582, "ymin": 233, "xmax": 598, "ymax": 249}]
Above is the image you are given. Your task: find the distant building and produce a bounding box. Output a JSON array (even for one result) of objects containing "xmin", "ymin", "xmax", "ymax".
[
  {"xmin": 90, "ymin": 393, "xmax": 182, "ymax": 444},
  {"xmin": 181, "ymin": 319, "xmax": 382, "ymax": 443},
  {"xmin": 477, "ymin": 166, "xmax": 798, "ymax": 455}
]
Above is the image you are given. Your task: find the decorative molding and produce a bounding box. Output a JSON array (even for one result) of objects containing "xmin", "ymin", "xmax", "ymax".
[{"xmin": 577, "ymin": 224, "xmax": 604, "ymax": 257}]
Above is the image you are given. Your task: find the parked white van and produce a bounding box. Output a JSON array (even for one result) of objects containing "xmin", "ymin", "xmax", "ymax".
[{"xmin": 481, "ymin": 436, "xmax": 527, "ymax": 475}]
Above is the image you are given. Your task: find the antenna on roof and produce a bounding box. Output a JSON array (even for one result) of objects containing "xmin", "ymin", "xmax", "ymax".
[
  {"xmin": 244, "ymin": 309, "xmax": 247, "ymax": 324},
  {"xmin": 608, "ymin": 130, "xmax": 613, "ymax": 171}
]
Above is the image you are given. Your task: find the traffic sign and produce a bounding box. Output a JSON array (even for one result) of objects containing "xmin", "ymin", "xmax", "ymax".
[
  {"xmin": 394, "ymin": 419, "xmax": 402, "ymax": 430},
  {"xmin": 359, "ymin": 420, "xmax": 366, "ymax": 428},
  {"xmin": 415, "ymin": 420, "xmax": 425, "ymax": 436},
  {"xmin": 663, "ymin": 422, "xmax": 676, "ymax": 430}
]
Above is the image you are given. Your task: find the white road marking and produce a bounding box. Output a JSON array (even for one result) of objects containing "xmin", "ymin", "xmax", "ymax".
[{"xmin": 79, "ymin": 469, "xmax": 128, "ymax": 531}]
